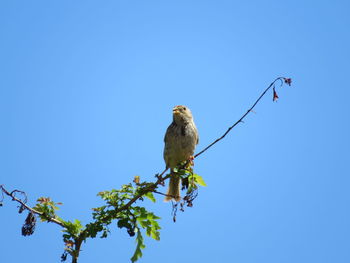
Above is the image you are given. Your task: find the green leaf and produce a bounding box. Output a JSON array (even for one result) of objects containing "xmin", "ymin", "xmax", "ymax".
[
  {"xmin": 131, "ymin": 228, "xmax": 145, "ymax": 263},
  {"xmin": 73, "ymin": 219, "xmax": 82, "ymax": 229},
  {"xmin": 144, "ymin": 192, "xmax": 156, "ymax": 203},
  {"xmin": 139, "ymin": 220, "xmax": 149, "ymax": 228},
  {"xmin": 151, "ymin": 230, "xmax": 160, "ymax": 241},
  {"xmin": 193, "ymin": 174, "xmax": 207, "ymax": 187},
  {"xmin": 62, "ymin": 219, "xmax": 83, "ymax": 237}
]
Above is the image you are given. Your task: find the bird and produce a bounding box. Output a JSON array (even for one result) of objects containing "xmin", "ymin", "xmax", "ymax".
[{"xmin": 163, "ymin": 105, "xmax": 199, "ymax": 202}]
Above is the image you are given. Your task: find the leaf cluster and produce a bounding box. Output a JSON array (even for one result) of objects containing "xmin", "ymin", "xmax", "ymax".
[
  {"xmin": 173, "ymin": 165, "xmax": 206, "ymax": 194},
  {"xmin": 56, "ymin": 178, "xmax": 162, "ymax": 262},
  {"xmin": 85, "ymin": 182, "xmax": 161, "ymax": 262},
  {"xmin": 171, "ymin": 165, "xmax": 207, "ymax": 221},
  {"xmin": 33, "ymin": 197, "xmax": 63, "ymax": 222}
]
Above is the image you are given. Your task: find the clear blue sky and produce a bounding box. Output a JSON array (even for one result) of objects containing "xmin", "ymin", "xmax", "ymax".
[{"xmin": 1, "ymin": 1, "xmax": 350, "ymax": 262}]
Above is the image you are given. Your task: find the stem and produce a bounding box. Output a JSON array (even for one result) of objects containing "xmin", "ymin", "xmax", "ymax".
[
  {"xmin": 71, "ymin": 237, "xmax": 84, "ymax": 263},
  {"xmin": 0, "ymin": 185, "xmax": 64, "ymax": 227},
  {"xmin": 194, "ymin": 77, "xmax": 285, "ymax": 158}
]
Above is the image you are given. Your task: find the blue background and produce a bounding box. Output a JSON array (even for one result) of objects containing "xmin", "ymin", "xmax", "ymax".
[{"xmin": 1, "ymin": 1, "xmax": 349, "ymax": 262}]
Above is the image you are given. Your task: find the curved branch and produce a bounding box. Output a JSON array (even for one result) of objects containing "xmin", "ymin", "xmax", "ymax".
[
  {"xmin": 194, "ymin": 77, "xmax": 289, "ymax": 158},
  {"xmin": 0, "ymin": 185, "xmax": 64, "ymax": 227}
]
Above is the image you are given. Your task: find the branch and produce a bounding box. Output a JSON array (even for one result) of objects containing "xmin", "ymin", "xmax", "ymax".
[
  {"xmin": 1, "ymin": 77, "xmax": 291, "ymax": 222},
  {"xmin": 1, "ymin": 76, "xmax": 292, "ymax": 263},
  {"xmin": 194, "ymin": 77, "xmax": 291, "ymax": 158},
  {"xmin": 114, "ymin": 77, "xmax": 292, "ymax": 210},
  {"xmin": 116, "ymin": 168, "xmax": 170, "ymax": 213},
  {"xmin": 0, "ymin": 185, "xmax": 64, "ymax": 227}
]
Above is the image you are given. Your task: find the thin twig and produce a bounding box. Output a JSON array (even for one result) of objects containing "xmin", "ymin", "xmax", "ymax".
[
  {"xmin": 0, "ymin": 185, "xmax": 64, "ymax": 227},
  {"xmin": 194, "ymin": 77, "xmax": 285, "ymax": 158},
  {"xmin": 153, "ymin": 191, "xmax": 169, "ymax": 197}
]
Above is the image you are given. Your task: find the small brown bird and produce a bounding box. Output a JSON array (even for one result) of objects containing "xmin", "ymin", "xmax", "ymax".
[{"xmin": 163, "ymin": 105, "xmax": 199, "ymax": 202}]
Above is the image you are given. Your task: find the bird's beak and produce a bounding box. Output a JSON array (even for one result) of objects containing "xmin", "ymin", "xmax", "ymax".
[{"xmin": 173, "ymin": 108, "xmax": 180, "ymax": 114}]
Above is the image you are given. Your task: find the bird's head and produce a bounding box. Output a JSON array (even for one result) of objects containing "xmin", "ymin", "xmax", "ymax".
[{"xmin": 172, "ymin": 105, "xmax": 193, "ymax": 124}]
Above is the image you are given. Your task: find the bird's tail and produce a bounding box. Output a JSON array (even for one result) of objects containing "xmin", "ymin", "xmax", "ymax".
[{"xmin": 164, "ymin": 174, "xmax": 181, "ymax": 202}]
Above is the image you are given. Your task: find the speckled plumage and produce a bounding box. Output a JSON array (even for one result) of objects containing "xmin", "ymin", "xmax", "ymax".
[{"xmin": 163, "ymin": 105, "xmax": 199, "ymax": 202}]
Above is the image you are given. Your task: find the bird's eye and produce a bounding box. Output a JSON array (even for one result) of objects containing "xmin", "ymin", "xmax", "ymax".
[{"xmin": 183, "ymin": 107, "xmax": 186, "ymax": 111}]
